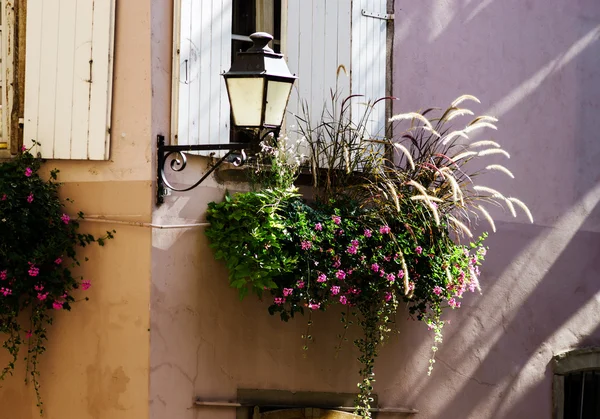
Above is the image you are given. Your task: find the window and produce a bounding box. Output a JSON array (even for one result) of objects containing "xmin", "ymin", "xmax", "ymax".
[
  {"xmin": 171, "ymin": 0, "xmax": 391, "ymax": 152},
  {"xmin": 553, "ymin": 348, "xmax": 600, "ymax": 419}
]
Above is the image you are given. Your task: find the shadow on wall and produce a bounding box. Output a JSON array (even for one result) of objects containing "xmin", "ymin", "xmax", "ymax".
[{"xmin": 385, "ymin": 0, "xmax": 600, "ymax": 417}]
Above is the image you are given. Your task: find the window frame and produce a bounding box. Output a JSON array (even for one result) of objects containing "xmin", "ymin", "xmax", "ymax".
[{"xmin": 553, "ymin": 348, "xmax": 600, "ymax": 419}]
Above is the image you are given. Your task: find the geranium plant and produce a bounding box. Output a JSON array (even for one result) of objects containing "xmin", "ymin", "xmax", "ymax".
[
  {"xmin": 0, "ymin": 145, "xmax": 114, "ymax": 414},
  {"xmin": 206, "ymin": 95, "xmax": 532, "ymax": 418}
]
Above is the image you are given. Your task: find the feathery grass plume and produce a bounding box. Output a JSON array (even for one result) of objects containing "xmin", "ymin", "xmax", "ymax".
[
  {"xmin": 478, "ymin": 148, "xmax": 510, "ymax": 158},
  {"xmin": 390, "ymin": 112, "xmax": 437, "ymax": 133},
  {"xmin": 440, "ymin": 167, "xmax": 463, "ymax": 203},
  {"xmin": 394, "ymin": 143, "xmax": 415, "ymax": 170},
  {"xmin": 401, "ymin": 255, "xmax": 411, "ymax": 296},
  {"xmin": 505, "ymin": 198, "xmax": 517, "ymax": 217},
  {"xmin": 464, "ymin": 122, "xmax": 498, "ymax": 133},
  {"xmin": 469, "ymin": 115, "xmax": 499, "ymax": 124},
  {"xmin": 441, "ymin": 130, "xmax": 469, "ymax": 145},
  {"xmin": 453, "ymin": 151, "xmax": 477, "ymax": 161},
  {"xmin": 385, "ymin": 181, "xmax": 401, "ymax": 212},
  {"xmin": 486, "ymin": 164, "xmax": 514, "ymax": 178},
  {"xmin": 445, "ymin": 108, "xmax": 475, "ymax": 121},
  {"xmin": 469, "ymin": 140, "xmax": 501, "ymax": 148},
  {"xmin": 477, "ymin": 205, "xmax": 496, "ymax": 233},
  {"xmin": 508, "ymin": 197, "xmax": 534, "ymax": 223},
  {"xmin": 410, "ymin": 195, "xmax": 444, "ymax": 203},
  {"xmin": 473, "ymin": 185, "xmax": 506, "ymax": 199},
  {"xmin": 451, "ymin": 94, "xmax": 481, "ymax": 107},
  {"xmin": 447, "ymin": 215, "xmax": 473, "ymax": 237}
]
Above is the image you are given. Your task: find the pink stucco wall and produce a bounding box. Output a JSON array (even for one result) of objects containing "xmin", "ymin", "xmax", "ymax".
[{"xmin": 149, "ymin": 1, "xmax": 600, "ymax": 419}]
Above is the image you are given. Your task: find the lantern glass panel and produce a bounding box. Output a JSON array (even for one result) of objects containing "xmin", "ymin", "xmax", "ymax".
[
  {"xmin": 226, "ymin": 77, "xmax": 265, "ymax": 127},
  {"xmin": 264, "ymin": 80, "xmax": 293, "ymax": 127}
]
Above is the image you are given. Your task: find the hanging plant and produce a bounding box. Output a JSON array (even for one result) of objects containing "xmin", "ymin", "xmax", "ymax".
[
  {"xmin": 0, "ymin": 145, "xmax": 114, "ymax": 414},
  {"xmin": 206, "ymin": 95, "xmax": 532, "ymax": 418}
]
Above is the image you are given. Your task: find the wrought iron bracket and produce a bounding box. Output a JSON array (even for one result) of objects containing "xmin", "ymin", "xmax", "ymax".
[{"xmin": 156, "ymin": 135, "xmax": 249, "ymax": 205}]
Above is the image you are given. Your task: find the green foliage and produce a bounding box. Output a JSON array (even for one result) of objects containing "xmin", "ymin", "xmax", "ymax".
[
  {"xmin": 206, "ymin": 94, "xmax": 529, "ymax": 418},
  {"xmin": 0, "ymin": 145, "xmax": 114, "ymax": 414}
]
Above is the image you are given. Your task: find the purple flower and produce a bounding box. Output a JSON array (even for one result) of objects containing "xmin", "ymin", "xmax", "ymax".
[
  {"xmin": 398, "ymin": 270, "xmax": 405, "ymax": 279},
  {"xmin": 339, "ymin": 295, "xmax": 348, "ymax": 305},
  {"xmin": 347, "ymin": 245, "xmax": 357, "ymax": 255},
  {"xmin": 384, "ymin": 292, "xmax": 392, "ymax": 302},
  {"xmin": 331, "ymin": 286, "xmax": 341, "ymax": 295},
  {"xmin": 379, "ymin": 225, "xmax": 391, "ymax": 234},
  {"xmin": 363, "ymin": 229, "xmax": 372, "ymax": 238},
  {"xmin": 386, "ymin": 273, "xmax": 396, "ymax": 283},
  {"xmin": 351, "ymin": 240, "xmax": 359, "ymax": 246},
  {"xmin": 336, "ymin": 270, "xmax": 346, "ymax": 280},
  {"xmin": 26, "ymin": 193, "xmax": 34, "ymax": 203},
  {"xmin": 61, "ymin": 213, "xmax": 70, "ymax": 224},
  {"xmin": 332, "ymin": 215, "xmax": 341, "ymax": 225},
  {"xmin": 283, "ymin": 287, "xmax": 293, "ymax": 296},
  {"xmin": 24, "ymin": 167, "xmax": 32, "ymax": 177},
  {"xmin": 314, "ymin": 223, "xmax": 323, "ymax": 231},
  {"xmin": 317, "ymin": 273, "xmax": 327, "ymax": 283},
  {"xmin": 371, "ymin": 263, "xmax": 380, "ymax": 273}
]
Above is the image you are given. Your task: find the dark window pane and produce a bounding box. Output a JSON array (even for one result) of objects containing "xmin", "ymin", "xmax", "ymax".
[
  {"xmin": 564, "ymin": 370, "xmax": 600, "ymax": 419},
  {"xmin": 564, "ymin": 372, "xmax": 583, "ymax": 419}
]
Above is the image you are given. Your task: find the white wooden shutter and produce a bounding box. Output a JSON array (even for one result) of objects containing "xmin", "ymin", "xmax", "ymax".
[
  {"xmin": 351, "ymin": 0, "xmax": 388, "ymax": 139},
  {"xmin": 285, "ymin": 0, "xmax": 387, "ymax": 140},
  {"xmin": 172, "ymin": 0, "xmax": 232, "ymax": 154},
  {"xmin": 23, "ymin": 0, "xmax": 115, "ymax": 160}
]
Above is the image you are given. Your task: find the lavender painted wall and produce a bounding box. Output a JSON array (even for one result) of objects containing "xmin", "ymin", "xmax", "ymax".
[{"xmin": 149, "ymin": 1, "xmax": 600, "ymax": 418}]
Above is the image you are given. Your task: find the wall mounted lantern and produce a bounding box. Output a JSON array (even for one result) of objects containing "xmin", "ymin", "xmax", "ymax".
[{"xmin": 157, "ymin": 32, "xmax": 296, "ymax": 204}]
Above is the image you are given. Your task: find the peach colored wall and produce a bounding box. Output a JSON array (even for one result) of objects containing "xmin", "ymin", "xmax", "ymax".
[
  {"xmin": 0, "ymin": 0, "xmax": 161, "ymax": 418},
  {"xmin": 150, "ymin": 2, "xmax": 600, "ymax": 419}
]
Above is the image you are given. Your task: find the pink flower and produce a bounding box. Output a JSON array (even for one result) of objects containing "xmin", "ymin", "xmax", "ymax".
[
  {"xmin": 350, "ymin": 287, "xmax": 360, "ymax": 295},
  {"xmin": 317, "ymin": 273, "xmax": 327, "ymax": 283},
  {"xmin": 301, "ymin": 241, "xmax": 312, "ymax": 250},
  {"xmin": 21, "ymin": 145, "xmax": 27, "ymax": 152},
  {"xmin": 0, "ymin": 287, "xmax": 12, "ymax": 296},
  {"xmin": 1, "ymin": 194, "xmax": 6, "ymax": 201},
  {"xmin": 61, "ymin": 213, "xmax": 70, "ymax": 224},
  {"xmin": 347, "ymin": 245, "xmax": 357, "ymax": 255},
  {"xmin": 384, "ymin": 292, "xmax": 392, "ymax": 302},
  {"xmin": 54, "ymin": 257, "xmax": 62, "ymax": 265},
  {"xmin": 383, "ymin": 255, "xmax": 391, "ymax": 262},
  {"xmin": 408, "ymin": 281, "xmax": 415, "ymax": 291},
  {"xmin": 371, "ymin": 263, "xmax": 380, "ymax": 272},
  {"xmin": 28, "ymin": 263, "xmax": 39, "ymax": 277},
  {"xmin": 379, "ymin": 225, "xmax": 391, "ymax": 234},
  {"xmin": 448, "ymin": 298, "xmax": 461, "ymax": 308},
  {"xmin": 336, "ymin": 229, "xmax": 344, "ymax": 236},
  {"xmin": 26, "ymin": 193, "xmax": 34, "ymax": 203},
  {"xmin": 339, "ymin": 295, "xmax": 348, "ymax": 305},
  {"xmin": 379, "ymin": 269, "xmax": 386, "ymax": 277},
  {"xmin": 24, "ymin": 167, "xmax": 32, "ymax": 177},
  {"xmin": 335, "ymin": 270, "xmax": 346, "ymax": 280},
  {"xmin": 398, "ymin": 270, "xmax": 405, "ymax": 279},
  {"xmin": 433, "ymin": 286, "xmax": 442, "ymax": 295},
  {"xmin": 314, "ymin": 223, "xmax": 323, "ymax": 231},
  {"xmin": 34, "ymin": 284, "xmax": 44, "ymax": 292},
  {"xmin": 37, "ymin": 292, "xmax": 48, "ymax": 301},
  {"xmin": 333, "ymin": 259, "xmax": 341, "ymax": 268},
  {"xmin": 81, "ymin": 280, "xmax": 92, "ymax": 291},
  {"xmin": 478, "ymin": 247, "xmax": 487, "ymax": 256},
  {"xmin": 0, "ymin": 270, "xmax": 6, "ymax": 280},
  {"xmin": 330, "ymin": 286, "xmax": 341, "ymax": 295},
  {"xmin": 363, "ymin": 229, "xmax": 372, "ymax": 238},
  {"xmin": 351, "ymin": 240, "xmax": 359, "ymax": 246},
  {"xmin": 386, "ymin": 273, "xmax": 396, "ymax": 283},
  {"xmin": 332, "ymin": 215, "xmax": 341, "ymax": 225},
  {"xmin": 415, "ymin": 246, "xmax": 423, "ymax": 255},
  {"xmin": 274, "ymin": 297, "xmax": 285, "ymax": 305},
  {"xmin": 296, "ymin": 281, "xmax": 305, "ymax": 289},
  {"xmin": 308, "ymin": 302, "xmax": 321, "ymax": 310},
  {"xmin": 52, "ymin": 301, "xmax": 63, "ymax": 310},
  {"xmin": 25, "ymin": 330, "xmax": 33, "ymax": 339}
]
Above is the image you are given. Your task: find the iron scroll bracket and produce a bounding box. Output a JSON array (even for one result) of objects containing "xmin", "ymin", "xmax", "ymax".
[{"xmin": 156, "ymin": 135, "xmax": 249, "ymax": 205}]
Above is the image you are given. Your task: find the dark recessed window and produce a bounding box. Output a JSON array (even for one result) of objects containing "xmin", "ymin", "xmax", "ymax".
[{"xmin": 553, "ymin": 349, "xmax": 600, "ymax": 419}]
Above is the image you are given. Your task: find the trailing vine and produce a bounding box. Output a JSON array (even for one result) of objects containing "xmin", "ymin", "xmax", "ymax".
[{"xmin": 0, "ymin": 145, "xmax": 114, "ymax": 414}]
